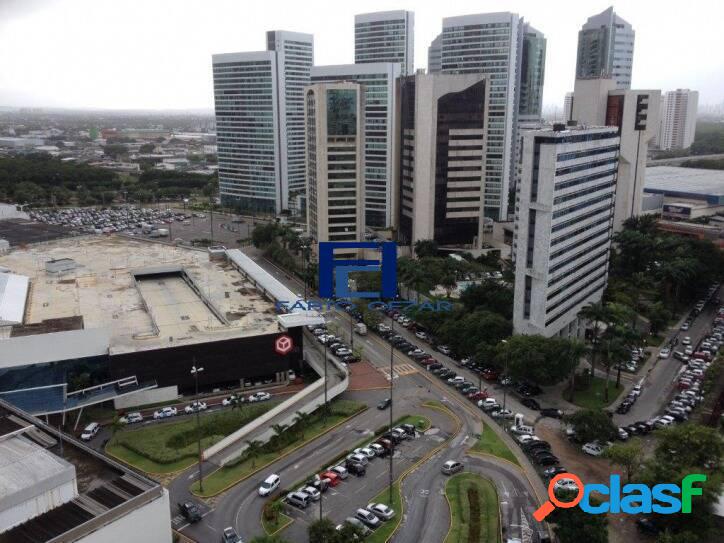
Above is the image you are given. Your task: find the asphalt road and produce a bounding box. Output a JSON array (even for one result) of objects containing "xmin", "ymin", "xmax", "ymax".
[{"xmin": 615, "ymin": 288, "xmax": 720, "ymax": 426}]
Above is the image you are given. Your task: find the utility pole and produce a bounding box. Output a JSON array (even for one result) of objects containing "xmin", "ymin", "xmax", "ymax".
[
  {"xmin": 191, "ymin": 362, "xmax": 205, "ymax": 492},
  {"xmin": 350, "ymin": 318, "xmax": 354, "ymax": 350},
  {"xmin": 501, "ymin": 339, "xmax": 508, "ymax": 413},
  {"xmin": 323, "ymin": 340, "xmax": 328, "ymax": 423}
]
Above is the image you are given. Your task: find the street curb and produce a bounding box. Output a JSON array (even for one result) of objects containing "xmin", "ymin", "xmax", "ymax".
[{"xmin": 190, "ymin": 406, "xmax": 367, "ymax": 498}]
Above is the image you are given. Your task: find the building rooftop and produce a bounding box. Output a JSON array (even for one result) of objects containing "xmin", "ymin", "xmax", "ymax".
[
  {"xmin": 0, "ymin": 400, "xmax": 164, "ymax": 542},
  {"xmin": 0, "ymin": 272, "xmax": 29, "ymax": 326},
  {"xmin": 645, "ymin": 166, "xmax": 724, "ymax": 204},
  {"xmin": 0, "ymin": 236, "xmax": 279, "ymax": 356}
]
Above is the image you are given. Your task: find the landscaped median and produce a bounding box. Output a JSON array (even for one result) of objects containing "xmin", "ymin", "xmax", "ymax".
[
  {"xmin": 445, "ymin": 473, "xmax": 501, "ymax": 543},
  {"xmin": 191, "ymin": 399, "xmax": 366, "ymax": 497},
  {"xmin": 105, "ymin": 401, "xmax": 279, "ymax": 474},
  {"xmin": 365, "ymin": 483, "xmax": 403, "ymax": 543},
  {"xmin": 470, "ymin": 422, "xmax": 520, "ymax": 467}
]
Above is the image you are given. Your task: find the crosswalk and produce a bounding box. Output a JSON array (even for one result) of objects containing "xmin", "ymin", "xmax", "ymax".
[{"xmin": 379, "ymin": 363, "xmax": 418, "ymax": 380}]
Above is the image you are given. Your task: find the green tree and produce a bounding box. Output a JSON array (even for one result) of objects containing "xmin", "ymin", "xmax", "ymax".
[
  {"xmin": 245, "ymin": 439, "xmax": 263, "ymax": 468},
  {"xmin": 249, "ymin": 535, "xmax": 290, "ymax": 543},
  {"xmin": 13, "ymin": 181, "xmax": 46, "ymax": 204},
  {"xmin": 604, "ymin": 439, "xmax": 643, "ymax": 481},
  {"xmin": 578, "ymin": 301, "xmax": 612, "ymax": 385},
  {"xmin": 414, "ymin": 239, "xmax": 438, "ymax": 258},
  {"xmin": 565, "ymin": 409, "xmax": 617, "ymax": 444},
  {"xmin": 307, "ymin": 517, "xmax": 338, "ymax": 543},
  {"xmin": 293, "ymin": 410, "xmax": 313, "ymax": 439},
  {"xmin": 139, "ymin": 143, "xmax": 156, "ymax": 153},
  {"xmin": 496, "ymin": 335, "xmax": 580, "ymax": 386},
  {"xmin": 549, "ymin": 492, "xmax": 607, "ymax": 543}
]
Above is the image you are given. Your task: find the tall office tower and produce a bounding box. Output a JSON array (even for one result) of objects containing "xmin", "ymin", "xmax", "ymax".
[
  {"xmin": 440, "ymin": 12, "xmax": 524, "ymax": 221},
  {"xmin": 518, "ymin": 24, "xmax": 546, "ymax": 122},
  {"xmin": 305, "ymin": 82, "xmax": 364, "ymax": 258},
  {"xmin": 513, "ymin": 125, "xmax": 620, "ymax": 338},
  {"xmin": 576, "ymin": 7, "xmax": 635, "ymax": 89},
  {"xmin": 267, "ymin": 31, "xmax": 315, "ymax": 206},
  {"xmin": 563, "ymin": 92, "xmax": 574, "ymax": 122},
  {"xmin": 311, "ymin": 63, "xmax": 400, "ymax": 229},
  {"xmin": 212, "ymin": 31, "xmax": 312, "ymax": 215},
  {"xmin": 427, "ymin": 34, "xmax": 442, "ymax": 74},
  {"xmin": 355, "ymin": 11, "xmax": 414, "ymax": 76},
  {"xmin": 571, "ymin": 77, "xmax": 660, "ymax": 231},
  {"xmin": 397, "ymin": 73, "xmax": 489, "ymax": 249},
  {"xmin": 656, "ymin": 89, "xmax": 699, "ymax": 150}
]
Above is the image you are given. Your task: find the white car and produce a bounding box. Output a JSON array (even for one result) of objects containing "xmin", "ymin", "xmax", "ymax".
[
  {"xmin": 491, "ymin": 409, "xmax": 514, "ymax": 419},
  {"xmin": 184, "ymin": 401, "xmax": 207, "ymax": 414},
  {"xmin": 258, "ymin": 474, "xmax": 281, "ymax": 496},
  {"xmin": 437, "ymin": 345, "xmax": 452, "ymax": 355},
  {"xmin": 298, "ymin": 485, "xmax": 321, "ymax": 501},
  {"xmin": 582, "ymin": 442, "xmax": 604, "ymax": 456},
  {"xmin": 367, "ymin": 502, "xmax": 395, "ymax": 520},
  {"xmin": 119, "ymin": 412, "xmax": 143, "ymax": 424},
  {"xmin": 153, "ymin": 406, "xmax": 177, "ymax": 419},
  {"xmin": 354, "ymin": 508, "xmax": 381, "ymax": 528},
  {"xmin": 354, "ymin": 447, "xmax": 376, "ymax": 459},
  {"xmin": 346, "ymin": 453, "xmax": 368, "ymax": 466},
  {"xmin": 222, "ymin": 395, "xmax": 244, "ymax": 407},
  {"xmin": 478, "ymin": 398, "xmax": 499, "ymax": 411},
  {"xmin": 655, "ymin": 415, "xmax": 675, "ymax": 428},
  {"xmin": 415, "ymin": 331, "xmax": 428, "ymax": 340},
  {"xmin": 682, "ymin": 336, "xmax": 692, "ymax": 346},
  {"xmin": 248, "ymin": 392, "xmax": 271, "ymax": 402},
  {"xmin": 554, "ymin": 478, "xmax": 579, "ymax": 493},
  {"xmin": 659, "ymin": 348, "xmax": 671, "ymax": 359}
]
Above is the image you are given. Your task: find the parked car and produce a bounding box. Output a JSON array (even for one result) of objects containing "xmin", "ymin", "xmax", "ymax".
[
  {"xmin": 540, "ymin": 408, "xmax": 563, "ymax": 419},
  {"xmin": 337, "ymin": 518, "xmax": 372, "ymax": 537},
  {"xmin": 437, "ymin": 345, "xmax": 452, "ymax": 355},
  {"xmin": 221, "ymin": 526, "xmax": 242, "ymax": 543},
  {"xmin": 347, "ymin": 462, "xmax": 366, "ymax": 477},
  {"xmin": 582, "ymin": 442, "xmax": 605, "ymax": 456},
  {"xmin": 355, "ymin": 508, "xmax": 381, "ymax": 528},
  {"xmin": 441, "ymin": 460, "xmax": 464, "ymax": 475},
  {"xmin": 80, "ymin": 422, "xmax": 100, "ymax": 441},
  {"xmin": 659, "ymin": 348, "xmax": 671, "ymax": 359},
  {"xmin": 298, "ymin": 485, "xmax": 321, "ymax": 501},
  {"xmin": 119, "ymin": 412, "xmax": 143, "ymax": 424},
  {"xmin": 554, "ymin": 478, "xmax": 579, "ymax": 493},
  {"xmin": 377, "ymin": 398, "xmax": 392, "ymax": 410},
  {"xmin": 521, "ymin": 398, "xmax": 541, "ymax": 410},
  {"xmin": 178, "ymin": 501, "xmax": 202, "ymax": 523},
  {"xmin": 286, "ymin": 491, "xmax": 310, "ymax": 509},
  {"xmin": 346, "ymin": 453, "xmax": 368, "ymax": 466},
  {"xmin": 367, "ymin": 502, "xmax": 395, "ymax": 520},
  {"xmin": 222, "ymin": 395, "xmax": 244, "ymax": 407},
  {"xmin": 248, "ymin": 392, "xmax": 271, "ymax": 402},
  {"xmin": 184, "ymin": 401, "xmax": 207, "ymax": 414},
  {"xmin": 153, "ymin": 406, "xmax": 177, "ymax": 419}
]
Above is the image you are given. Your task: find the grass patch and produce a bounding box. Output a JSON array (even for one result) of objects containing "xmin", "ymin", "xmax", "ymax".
[
  {"xmin": 106, "ymin": 402, "xmax": 277, "ymax": 473},
  {"xmin": 191, "ymin": 400, "xmax": 366, "ymax": 497},
  {"xmin": 445, "ymin": 473, "xmax": 500, "ymax": 543},
  {"xmin": 262, "ymin": 509, "xmax": 293, "ymax": 535},
  {"xmin": 398, "ymin": 414, "xmax": 431, "ymax": 432},
  {"xmin": 565, "ymin": 375, "xmax": 623, "ymax": 410},
  {"xmin": 470, "ymin": 423, "xmax": 520, "ymax": 467},
  {"xmin": 366, "ymin": 483, "xmax": 403, "ymax": 543}
]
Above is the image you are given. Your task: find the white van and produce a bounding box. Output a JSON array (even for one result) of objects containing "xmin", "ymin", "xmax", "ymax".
[
  {"xmin": 258, "ymin": 474, "xmax": 281, "ymax": 496},
  {"xmin": 81, "ymin": 422, "xmax": 100, "ymax": 441}
]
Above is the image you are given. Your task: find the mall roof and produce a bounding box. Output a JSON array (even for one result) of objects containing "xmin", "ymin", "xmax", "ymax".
[
  {"xmin": 0, "ymin": 272, "xmax": 29, "ymax": 326},
  {"xmin": 644, "ymin": 166, "xmax": 724, "ymax": 205}
]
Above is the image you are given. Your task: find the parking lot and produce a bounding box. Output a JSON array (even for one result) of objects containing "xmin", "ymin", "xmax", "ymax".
[{"xmin": 280, "ymin": 416, "xmax": 450, "ymax": 539}]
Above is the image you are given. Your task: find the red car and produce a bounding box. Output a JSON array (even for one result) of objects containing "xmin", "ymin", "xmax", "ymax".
[
  {"xmin": 320, "ymin": 471, "xmax": 340, "ymax": 487},
  {"xmin": 469, "ymin": 391, "xmax": 489, "ymax": 401},
  {"xmin": 419, "ymin": 357, "xmax": 437, "ymax": 367},
  {"xmin": 482, "ymin": 369, "xmax": 499, "ymax": 381}
]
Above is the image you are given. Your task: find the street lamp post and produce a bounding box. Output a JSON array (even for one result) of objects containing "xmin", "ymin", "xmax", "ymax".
[
  {"xmin": 191, "ymin": 363, "xmax": 205, "ymax": 492},
  {"xmin": 323, "ymin": 339, "xmax": 328, "ymax": 423},
  {"xmin": 501, "ymin": 339, "xmax": 508, "ymax": 412}
]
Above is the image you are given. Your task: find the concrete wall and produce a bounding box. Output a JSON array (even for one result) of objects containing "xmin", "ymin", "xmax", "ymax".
[{"xmin": 113, "ymin": 386, "xmax": 178, "ymax": 410}]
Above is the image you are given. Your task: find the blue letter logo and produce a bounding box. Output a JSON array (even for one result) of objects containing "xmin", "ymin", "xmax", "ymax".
[{"xmin": 318, "ymin": 241, "xmax": 397, "ymax": 299}]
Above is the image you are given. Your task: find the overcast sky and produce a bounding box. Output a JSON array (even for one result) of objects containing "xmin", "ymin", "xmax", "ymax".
[{"xmin": 1, "ymin": 0, "xmax": 722, "ymax": 111}]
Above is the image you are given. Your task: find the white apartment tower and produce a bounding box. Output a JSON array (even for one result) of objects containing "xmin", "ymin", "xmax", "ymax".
[
  {"xmin": 311, "ymin": 63, "xmax": 400, "ymax": 229},
  {"xmin": 571, "ymin": 77, "xmax": 660, "ymax": 231},
  {"xmin": 440, "ymin": 12, "xmax": 524, "ymax": 221},
  {"xmin": 563, "ymin": 92, "xmax": 574, "ymax": 122},
  {"xmin": 355, "ymin": 11, "xmax": 414, "ymax": 76},
  {"xmin": 212, "ymin": 31, "xmax": 313, "ymax": 215},
  {"xmin": 656, "ymin": 89, "xmax": 699, "ymax": 150},
  {"xmin": 513, "ymin": 125, "xmax": 620, "ymax": 338},
  {"xmin": 305, "ymin": 82, "xmax": 364, "ymax": 256},
  {"xmin": 576, "ymin": 7, "xmax": 635, "ymax": 89}
]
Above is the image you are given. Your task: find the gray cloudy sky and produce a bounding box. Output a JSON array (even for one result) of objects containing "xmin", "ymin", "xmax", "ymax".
[{"xmin": 1, "ymin": 0, "xmax": 722, "ymax": 111}]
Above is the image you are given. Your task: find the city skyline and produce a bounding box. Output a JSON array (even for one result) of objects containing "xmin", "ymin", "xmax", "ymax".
[{"xmin": 1, "ymin": 0, "xmax": 722, "ymax": 111}]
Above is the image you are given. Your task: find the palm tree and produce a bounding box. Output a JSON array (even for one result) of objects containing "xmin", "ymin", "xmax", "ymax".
[
  {"xmin": 564, "ymin": 339, "xmax": 589, "ymax": 402},
  {"xmin": 293, "ymin": 410, "xmax": 313, "ymax": 439},
  {"xmin": 270, "ymin": 423, "xmax": 288, "ymax": 446},
  {"xmin": 245, "ymin": 439, "xmax": 263, "ymax": 468},
  {"xmin": 578, "ymin": 301, "xmax": 611, "ymax": 385},
  {"xmin": 601, "ymin": 335, "xmax": 629, "ymax": 401}
]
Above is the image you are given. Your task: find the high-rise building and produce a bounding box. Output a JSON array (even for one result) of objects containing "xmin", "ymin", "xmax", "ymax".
[
  {"xmin": 563, "ymin": 92, "xmax": 574, "ymax": 122},
  {"xmin": 397, "ymin": 73, "xmax": 489, "ymax": 248},
  {"xmin": 513, "ymin": 125, "xmax": 620, "ymax": 338},
  {"xmin": 440, "ymin": 12, "xmax": 525, "ymax": 221},
  {"xmin": 212, "ymin": 31, "xmax": 313, "ymax": 215},
  {"xmin": 427, "ymin": 34, "xmax": 442, "ymax": 74},
  {"xmin": 305, "ymin": 82, "xmax": 364, "ymax": 258},
  {"xmin": 571, "ymin": 77, "xmax": 660, "ymax": 231},
  {"xmin": 355, "ymin": 11, "xmax": 414, "ymax": 76},
  {"xmin": 656, "ymin": 89, "xmax": 699, "ymax": 150},
  {"xmin": 519, "ymin": 24, "xmax": 546, "ymax": 122},
  {"xmin": 576, "ymin": 7, "xmax": 635, "ymax": 89},
  {"xmin": 311, "ymin": 63, "xmax": 400, "ymax": 229}
]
